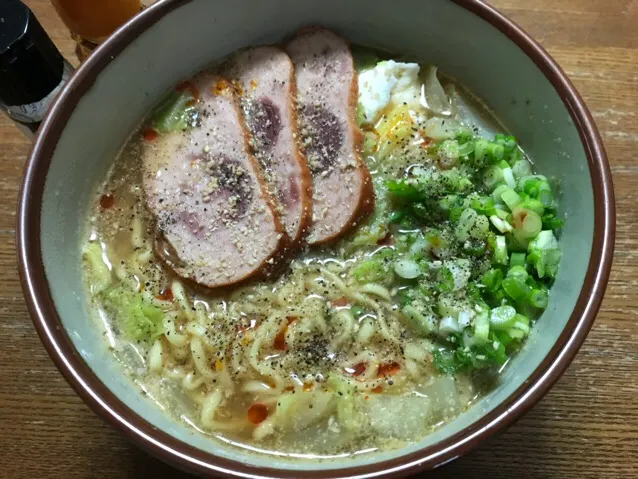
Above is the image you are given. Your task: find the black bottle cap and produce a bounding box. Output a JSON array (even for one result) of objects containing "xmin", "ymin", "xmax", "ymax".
[{"xmin": 0, "ymin": 0, "xmax": 64, "ymax": 106}]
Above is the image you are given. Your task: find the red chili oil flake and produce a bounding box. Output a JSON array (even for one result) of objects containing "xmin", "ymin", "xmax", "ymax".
[
  {"xmin": 155, "ymin": 287, "xmax": 173, "ymax": 301},
  {"xmin": 377, "ymin": 361, "xmax": 401, "ymax": 377},
  {"xmin": 142, "ymin": 127, "xmax": 158, "ymax": 142},
  {"xmin": 303, "ymin": 382, "xmax": 314, "ymax": 392},
  {"xmin": 371, "ymin": 385, "xmax": 383, "ymax": 394},
  {"xmin": 247, "ymin": 403, "xmax": 269, "ymax": 425},
  {"xmin": 273, "ymin": 316, "xmax": 297, "ymax": 351},
  {"xmin": 331, "ymin": 297, "xmax": 349, "ymax": 308},
  {"xmin": 176, "ymin": 80, "xmax": 200, "ymax": 100},
  {"xmin": 344, "ymin": 362, "xmax": 367, "ymax": 377},
  {"xmin": 99, "ymin": 193, "xmax": 115, "ymax": 209}
]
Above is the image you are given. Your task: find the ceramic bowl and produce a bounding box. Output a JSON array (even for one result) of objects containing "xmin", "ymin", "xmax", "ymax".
[{"xmin": 17, "ymin": 0, "xmax": 615, "ymax": 477}]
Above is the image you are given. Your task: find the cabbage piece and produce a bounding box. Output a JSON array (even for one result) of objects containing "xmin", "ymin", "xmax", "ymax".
[
  {"xmin": 102, "ymin": 286, "xmax": 165, "ymax": 341},
  {"xmin": 351, "ymin": 248, "xmax": 395, "ymax": 284},
  {"xmin": 150, "ymin": 89, "xmax": 195, "ymax": 133},
  {"xmin": 420, "ymin": 376, "xmax": 461, "ymax": 421},
  {"xmin": 273, "ymin": 391, "xmax": 336, "ymax": 432},
  {"xmin": 402, "ymin": 302, "xmax": 437, "ymax": 336},
  {"xmin": 423, "ymin": 117, "xmax": 462, "ymax": 141},
  {"xmin": 327, "ymin": 375, "xmax": 360, "ymax": 431},
  {"xmin": 445, "ymin": 83, "xmax": 502, "ymax": 139},
  {"xmin": 361, "ymin": 393, "xmax": 432, "ymax": 440},
  {"xmin": 82, "ymin": 242, "xmax": 112, "ymax": 294},
  {"xmin": 346, "ymin": 178, "xmax": 390, "ymax": 249},
  {"xmin": 420, "ymin": 66, "xmax": 451, "ymax": 116}
]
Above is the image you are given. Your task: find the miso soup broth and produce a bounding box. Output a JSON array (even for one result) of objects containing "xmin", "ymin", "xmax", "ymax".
[{"xmin": 82, "ymin": 38, "xmax": 563, "ymax": 459}]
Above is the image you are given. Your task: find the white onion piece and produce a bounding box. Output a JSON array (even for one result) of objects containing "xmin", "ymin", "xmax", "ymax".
[
  {"xmin": 503, "ymin": 167, "xmax": 516, "ymax": 188},
  {"xmin": 512, "ymin": 159, "xmax": 533, "ymax": 178},
  {"xmin": 409, "ymin": 235, "xmax": 431, "ymax": 255},
  {"xmin": 439, "ymin": 316, "xmax": 461, "ymax": 334},
  {"xmin": 458, "ymin": 310, "xmax": 472, "ymax": 329},
  {"xmin": 394, "ymin": 259, "xmax": 422, "ymax": 279},
  {"xmin": 490, "ymin": 215, "xmax": 514, "ymax": 233}
]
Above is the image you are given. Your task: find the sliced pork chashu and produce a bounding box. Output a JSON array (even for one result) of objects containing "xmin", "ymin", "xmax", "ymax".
[
  {"xmin": 286, "ymin": 28, "xmax": 374, "ymax": 244},
  {"xmin": 142, "ymin": 74, "xmax": 288, "ymax": 289},
  {"xmin": 225, "ymin": 46, "xmax": 312, "ymax": 245}
]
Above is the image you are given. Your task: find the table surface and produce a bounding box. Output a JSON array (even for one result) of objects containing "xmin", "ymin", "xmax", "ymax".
[{"xmin": 2, "ymin": 1, "xmax": 637, "ymax": 477}]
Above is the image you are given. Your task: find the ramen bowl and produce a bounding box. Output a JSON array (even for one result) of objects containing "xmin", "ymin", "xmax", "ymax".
[{"xmin": 17, "ymin": 0, "xmax": 614, "ymax": 477}]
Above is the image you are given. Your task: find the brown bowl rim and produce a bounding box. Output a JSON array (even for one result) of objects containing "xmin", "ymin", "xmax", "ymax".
[{"xmin": 17, "ymin": 0, "xmax": 615, "ymax": 477}]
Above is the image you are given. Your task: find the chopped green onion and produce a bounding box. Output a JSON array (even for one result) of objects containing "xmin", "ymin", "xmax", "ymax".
[
  {"xmin": 457, "ymin": 141, "xmax": 475, "ymax": 156},
  {"xmin": 473, "ymin": 308, "xmax": 490, "ymax": 344},
  {"xmin": 492, "ymin": 184, "xmax": 510, "ymax": 204},
  {"xmin": 507, "ymin": 265, "xmax": 529, "ymax": 280},
  {"xmin": 509, "ymin": 252, "xmax": 526, "ymax": 268},
  {"xmin": 500, "ymin": 188, "xmax": 522, "ymax": 210},
  {"xmin": 502, "ymin": 276, "xmax": 532, "ymax": 302},
  {"xmin": 528, "ymin": 289, "xmax": 549, "ymax": 309},
  {"xmin": 440, "ymin": 140, "xmax": 461, "ymax": 161},
  {"xmin": 474, "ymin": 138, "xmax": 489, "ymax": 165},
  {"xmin": 527, "ymin": 239, "xmax": 561, "ymax": 278},
  {"xmin": 456, "ymin": 128, "xmax": 474, "ymax": 143},
  {"xmin": 494, "ymin": 235, "xmax": 508, "ymax": 265},
  {"xmin": 508, "ymin": 314, "xmax": 531, "ymax": 339},
  {"xmin": 436, "ymin": 267, "xmax": 455, "ymax": 292},
  {"xmin": 482, "ymin": 165, "xmax": 504, "ymax": 190},
  {"xmin": 470, "ymin": 196, "xmax": 496, "ymax": 216},
  {"xmin": 495, "ymin": 207, "xmax": 509, "ymax": 220},
  {"xmin": 455, "ymin": 208, "xmax": 478, "ymax": 241},
  {"xmin": 481, "ymin": 269, "xmax": 503, "ymax": 292},
  {"xmin": 490, "ymin": 305, "xmax": 517, "ymax": 331},
  {"xmin": 470, "ymin": 214, "xmax": 490, "ymax": 240},
  {"xmin": 542, "ymin": 213, "xmax": 564, "ymax": 230},
  {"xmin": 519, "ymin": 198, "xmax": 545, "ymax": 216},
  {"xmin": 513, "ymin": 208, "xmax": 543, "ymax": 238},
  {"xmin": 529, "ymin": 230, "xmax": 559, "ymax": 250},
  {"xmin": 496, "ymin": 330, "xmax": 514, "ymax": 347},
  {"xmin": 487, "ymin": 142, "xmax": 505, "ymax": 162},
  {"xmin": 490, "ymin": 215, "xmax": 513, "ymax": 233},
  {"xmin": 502, "ymin": 167, "xmax": 516, "ymax": 189},
  {"xmin": 519, "ymin": 175, "xmax": 548, "ymax": 196},
  {"xmin": 386, "ymin": 179, "xmax": 421, "ymax": 200},
  {"xmin": 511, "ymin": 158, "xmax": 533, "ymax": 178},
  {"xmin": 538, "ymin": 182, "xmax": 554, "ymax": 207}
]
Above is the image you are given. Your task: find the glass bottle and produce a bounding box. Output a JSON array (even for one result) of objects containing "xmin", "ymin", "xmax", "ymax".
[{"xmin": 0, "ymin": 0, "xmax": 73, "ymax": 137}]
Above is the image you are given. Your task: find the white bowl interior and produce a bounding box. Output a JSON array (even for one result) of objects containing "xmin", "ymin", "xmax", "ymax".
[{"xmin": 40, "ymin": 0, "xmax": 593, "ymax": 472}]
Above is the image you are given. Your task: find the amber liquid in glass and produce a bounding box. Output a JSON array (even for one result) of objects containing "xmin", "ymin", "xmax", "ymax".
[{"xmin": 51, "ymin": 0, "xmax": 142, "ymax": 43}]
